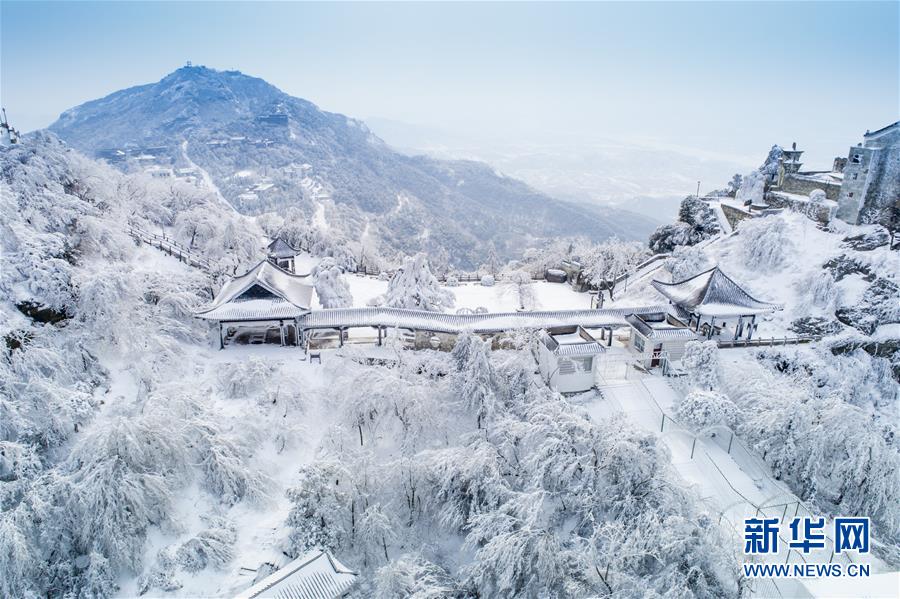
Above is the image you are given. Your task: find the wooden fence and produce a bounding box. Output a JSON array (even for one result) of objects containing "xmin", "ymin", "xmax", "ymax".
[{"xmin": 126, "ymin": 225, "xmax": 214, "ymax": 273}]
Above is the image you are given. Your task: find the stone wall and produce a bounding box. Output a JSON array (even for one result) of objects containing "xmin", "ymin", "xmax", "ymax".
[
  {"xmin": 779, "ymin": 173, "xmax": 841, "ymax": 199},
  {"xmin": 859, "ymin": 145, "xmax": 900, "ymax": 224},
  {"xmin": 720, "ymin": 203, "xmax": 754, "ymax": 230}
]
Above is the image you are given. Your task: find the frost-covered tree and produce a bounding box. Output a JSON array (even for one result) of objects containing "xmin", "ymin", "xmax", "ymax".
[
  {"xmin": 796, "ymin": 270, "xmax": 840, "ymax": 310},
  {"xmin": 676, "ymin": 390, "xmax": 738, "ymax": 432},
  {"xmin": 648, "ymin": 196, "xmax": 720, "ymax": 254},
  {"xmin": 583, "ymin": 238, "xmax": 647, "ymax": 299},
  {"xmin": 504, "ymin": 269, "xmax": 536, "ymax": 310},
  {"xmin": 664, "ymin": 244, "xmax": 710, "ymax": 282},
  {"xmin": 285, "ymin": 462, "xmax": 354, "ymax": 556},
  {"xmin": 735, "ymin": 169, "xmax": 766, "ymax": 206},
  {"xmin": 682, "ymin": 340, "xmax": 721, "ymax": 391},
  {"xmin": 458, "ymin": 337, "xmax": 500, "ymax": 429},
  {"xmin": 313, "ymin": 256, "xmax": 353, "ymax": 308},
  {"xmin": 381, "ymin": 254, "xmax": 455, "ymax": 311},
  {"xmin": 737, "ymin": 214, "xmax": 793, "ymax": 269},
  {"xmin": 726, "ymin": 173, "xmax": 743, "ymax": 196}
]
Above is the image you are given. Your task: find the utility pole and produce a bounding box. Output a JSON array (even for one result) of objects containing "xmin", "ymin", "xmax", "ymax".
[{"xmin": 696, "ymin": 180, "xmax": 701, "ymax": 199}]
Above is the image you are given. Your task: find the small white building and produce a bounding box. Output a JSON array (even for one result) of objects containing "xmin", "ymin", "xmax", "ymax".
[
  {"xmin": 538, "ymin": 326, "xmax": 605, "ymax": 393},
  {"xmin": 625, "ymin": 312, "xmax": 697, "ymax": 368},
  {"xmin": 235, "ymin": 549, "xmax": 357, "ymax": 599}
]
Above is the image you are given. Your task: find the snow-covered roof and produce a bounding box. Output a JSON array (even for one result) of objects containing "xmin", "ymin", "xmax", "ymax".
[
  {"xmin": 195, "ymin": 260, "xmax": 313, "ymax": 321},
  {"xmin": 651, "ymin": 267, "xmax": 781, "ymax": 317},
  {"xmin": 299, "ymin": 305, "xmax": 667, "ymax": 334},
  {"xmin": 625, "ymin": 313, "xmax": 698, "ymax": 341},
  {"xmin": 267, "ymin": 238, "xmax": 300, "ymax": 259},
  {"xmin": 235, "ymin": 550, "xmax": 357, "ymax": 599},
  {"xmin": 542, "ymin": 326, "xmax": 606, "ymax": 356}
]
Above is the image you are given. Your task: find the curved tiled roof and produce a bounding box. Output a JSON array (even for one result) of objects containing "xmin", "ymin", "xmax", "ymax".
[
  {"xmin": 195, "ymin": 260, "xmax": 313, "ymax": 318},
  {"xmin": 651, "ymin": 267, "xmax": 780, "ymax": 317},
  {"xmin": 266, "ymin": 238, "xmax": 301, "ymax": 259},
  {"xmin": 235, "ymin": 550, "xmax": 357, "ymax": 599}
]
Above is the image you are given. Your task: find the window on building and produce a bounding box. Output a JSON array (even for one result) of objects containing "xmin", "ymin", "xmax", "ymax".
[
  {"xmin": 853, "ymin": 173, "xmax": 858, "ymax": 180},
  {"xmin": 575, "ymin": 357, "xmax": 593, "ymax": 372},
  {"xmin": 852, "ymin": 154, "xmax": 862, "ymax": 164},
  {"xmin": 849, "ymin": 192, "xmax": 854, "ymax": 198},
  {"xmin": 634, "ymin": 335, "xmax": 645, "ymax": 353}
]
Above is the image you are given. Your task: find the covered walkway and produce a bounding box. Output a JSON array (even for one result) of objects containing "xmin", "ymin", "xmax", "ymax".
[{"xmin": 298, "ymin": 305, "xmax": 668, "ymax": 347}]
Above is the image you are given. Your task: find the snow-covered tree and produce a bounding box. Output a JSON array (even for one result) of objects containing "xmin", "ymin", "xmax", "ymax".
[
  {"xmin": 285, "ymin": 462, "xmax": 354, "ymax": 556},
  {"xmin": 737, "ymin": 214, "xmax": 793, "ymax": 269},
  {"xmin": 458, "ymin": 337, "xmax": 500, "ymax": 429},
  {"xmin": 583, "ymin": 238, "xmax": 647, "ymax": 299},
  {"xmin": 676, "ymin": 390, "xmax": 737, "ymax": 432},
  {"xmin": 664, "ymin": 244, "xmax": 710, "ymax": 282},
  {"xmin": 735, "ymin": 169, "xmax": 766, "ymax": 206},
  {"xmin": 726, "ymin": 173, "xmax": 743, "ymax": 196},
  {"xmin": 381, "ymin": 254, "xmax": 455, "ymax": 311},
  {"xmin": 648, "ymin": 196, "xmax": 719, "ymax": 254},
  {"xmin": 682, "ymin": 340, "xmax": 721, "ymax": 391},
  {"xmin": 504, "ymin": 269, "xmax": 536, "ymax": 310},
  {"xmin": 313, "ymin": 256, "xmax": 353, "ymax": 308}
]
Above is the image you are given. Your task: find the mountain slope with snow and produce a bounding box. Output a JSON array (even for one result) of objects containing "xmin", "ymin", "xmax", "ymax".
[{"xmin": 48, "ymin": 66, "xmax": 659, "ymax": 268}]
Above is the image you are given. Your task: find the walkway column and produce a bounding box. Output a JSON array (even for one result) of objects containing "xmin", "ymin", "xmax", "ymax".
[
  {"xmin": 747, "ymin": 315, "xmax": 756, "ymax": 340},
  {"xmin": 607, "ymin": 327, "xmax": 613, "ymax": 346},
  {"xmin": 734, "ymin": 316, "xmax": 743, "ymax": 341},
  {"xmin": 279, "ymin": 320, "xmax": 286, "ymax": 346},
  {"xmin": 339, "ymin": 327, "xmax": 345, "ymax": 347},
  {"xmin": 218, "ymin": 322, "xmax": 224, "ymax": 350},
  {"xmin": 708, "ymin": 316, "xmax": 716, "ymax": 340},
  {"xmin": 377, "ymin": 326, "xmax": 383, "ymax": 346}
]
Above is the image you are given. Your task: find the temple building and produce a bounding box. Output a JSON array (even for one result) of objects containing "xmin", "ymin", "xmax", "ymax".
[
  {"xmin": 266, "ymin": 238, "xmax": 318, "ymax": 276},
  {"xmin": 195, "ymin": 260, "xmax": 313, "ymax": 348},
  {"xmin": 651, "ymin": 267, "xmax": 780, "ymax": 340},
  {"xmin": 235, "ymin": 549, "xmax": 357, "ymax": 599}
]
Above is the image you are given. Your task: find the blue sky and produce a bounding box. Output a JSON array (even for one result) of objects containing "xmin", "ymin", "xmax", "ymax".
[{"xmin": 1, "ymin": 1, "xmax": 897, "ymax": 167}]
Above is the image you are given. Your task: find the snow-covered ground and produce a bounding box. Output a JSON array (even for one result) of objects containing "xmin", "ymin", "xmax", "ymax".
[{"xmin": 339, "ymin": 275, "xmax": 595, "ymax": 312}]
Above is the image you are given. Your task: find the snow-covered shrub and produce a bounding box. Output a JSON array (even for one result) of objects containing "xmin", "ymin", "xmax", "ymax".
[
  {"xmin": 796, "ymin": 270, "xmax": 840, "ymax": 310},
  {"xmin": 374, "ymin": 555, "xmax": 459, "ymax": 599},
  {"xmin": 648, "ymin": 196, "xmax": 719, "ymax": 253},
  {"xmin": 217, "ymin": 357, "xmax": 275, "ymax": 398},
  {"xmin": 682, "ymin": 340, "xmax": 721, "ymax": 391},
  {"xmin": 137, "ymin": 548, "xmax": 182, "ymax": 595},
  {"xmin": 675, "ymin": 390, "xmax": 737, "ymax": 432},
  {"xmin": 737, "ymin": 215, "xmax": 792, "ymax": 270},
  {"xmin": 380, "ymin": 254, "xmax": 455, "ymax": 311},
  {"xmin": 480, "ymin": 274, "xmax": 495, "ymax": 287},
  {"xmin": 809, "ymin": 189, "xmax": 826, "ymax": 204},
  {"xmin": 664, "ymin": 244, "xmax": 710, "ymax": 282},
  {"xmin": 175, "ymin": 522, "xmax": 236, "ymax": 572},
  {"xmin": 313, "ymin": 257, "xmax": 353, "ymax": 308}
]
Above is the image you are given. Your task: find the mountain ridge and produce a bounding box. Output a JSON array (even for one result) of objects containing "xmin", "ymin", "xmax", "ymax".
[{"xmin": 48, "ymin": 65, "xmax": 660, "ymax": 268}]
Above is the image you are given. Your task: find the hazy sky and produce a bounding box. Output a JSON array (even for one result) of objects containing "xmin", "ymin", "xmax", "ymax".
[{"xmin": 1, "ymin": 1, "xmax": 897, "ymax": 167}]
